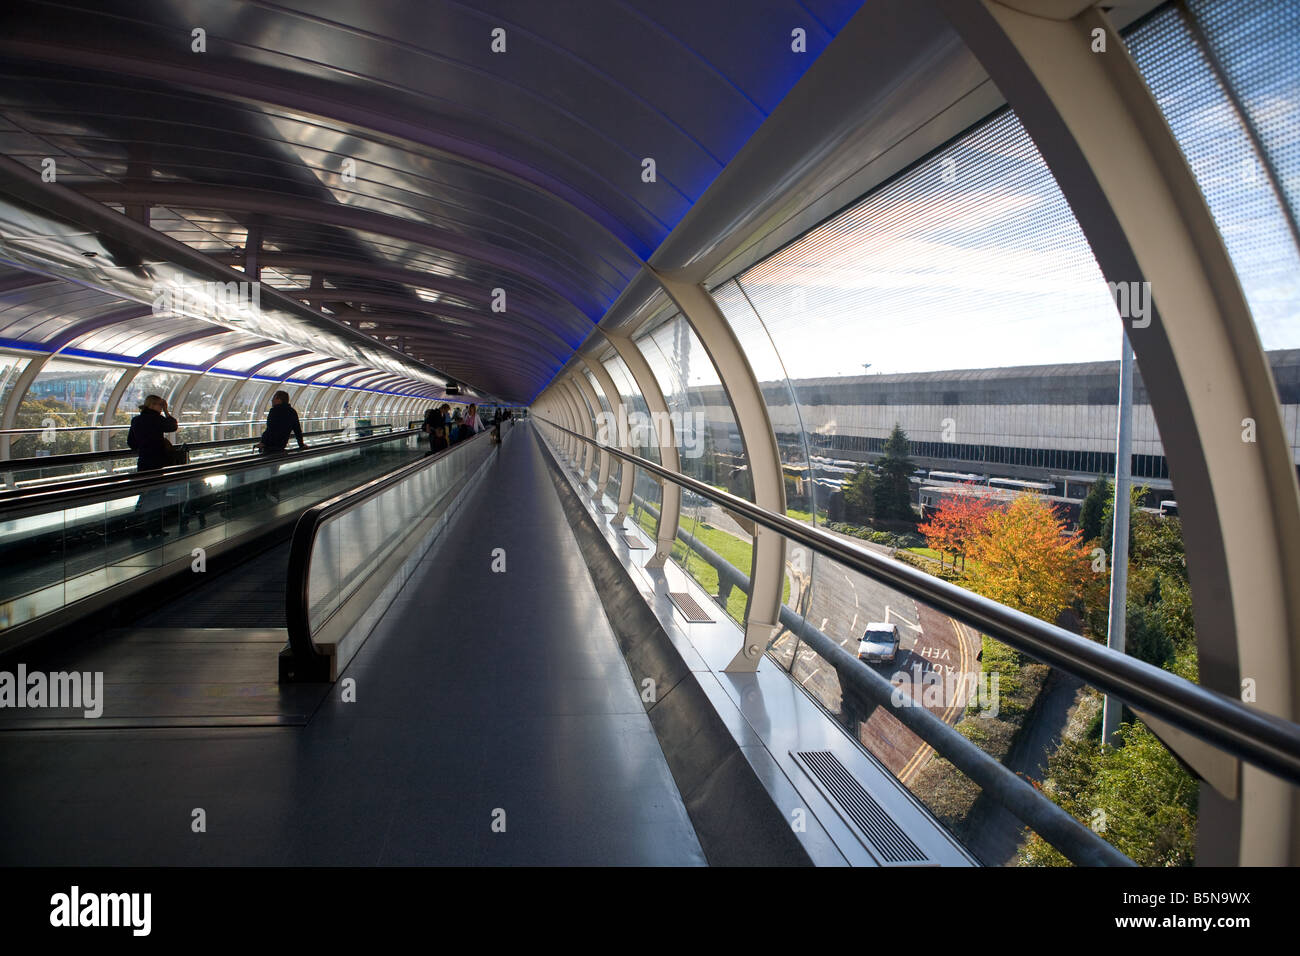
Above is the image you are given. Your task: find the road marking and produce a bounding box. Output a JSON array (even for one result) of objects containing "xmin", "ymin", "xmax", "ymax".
[
  {"xmin": 801, "ymin": 667, "xmax": 820, "ymax": 686},
  {"xmin": 850, "ymin": 613, "xmax": 858, "ymax": 632},
  {"xmin": 898, "ymin": 615, "xmax": 974, "ymax": 785},
  {"xmin": 886, "ymin": 605, "xmax": 922, "ymax": 631}
]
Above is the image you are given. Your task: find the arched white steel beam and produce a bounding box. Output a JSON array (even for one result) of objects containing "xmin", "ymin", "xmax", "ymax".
[
  {"xmin": 0, "ymin": 305, "xmax": 152, "ymax": 459},
  {"xmin": 581, "ymin": 355, "xmax": 636, "ymax": 518},
  {"xmin": 560, "ymin": 376, "xmax": 597, "ymax": 483},
  {"xmin": 553, "ymin": 380, "xmax": 581, "ymax": 462},
  {"xmin": 936, "ymin": 0, "xmax": 1300, "ymax": 866},
  {"xmin": 600, "ymin": 330, "xmax": 681, "ymax": 570},
  {"xmin": 569, "ymin": 369, "xmax": 608, "ymax": 489},
  {"xmin": 576, "ymin": 360, "xmax": 615, "ymax": 496},
  {"xmin": 89, "ymin": 327, "xmax": 225, "ymax": 451},
  {"xmin": 649, "ymin": 270, "xmax": 789, "ymax": 671}
]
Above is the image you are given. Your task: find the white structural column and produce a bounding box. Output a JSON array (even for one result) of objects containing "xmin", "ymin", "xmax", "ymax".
[
  {"xmin": 95, "ymin": 368, "xmax": 140, "ymax": 453},
  {"xmin": 555, "ymin": 380, "xmax": 582, "ymax": 462},
  {"xmin": 583, "ymin": 355, "xmax": 636, "ymax": 517},
  {"xmin": 560, "ymin": 376, "xmax": 596, "ymax": 478},
  {"xmin": 0, "ymin": 355, "xmax": 51, "ymax": 461},
  {"xmin": 568, "ymin": 370, "xmax": 607, "ymax": 487},
  {"xmin": 937, "ymin": 0, "xmax": 1300, "ymax": 865},
  {"xmin": 601, "ymin": 330, "xmax": 681, "ymax": 570},
  {"xmin": 651, "ymin": 270, "xmax": 788, "ymax": 672},
  {"xmin": 577, "ymin": 363, "xmax": 614, "ymax": 494}
]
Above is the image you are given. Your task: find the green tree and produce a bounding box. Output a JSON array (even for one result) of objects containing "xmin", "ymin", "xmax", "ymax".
[
  {"xmin": 843, "ymin": 463, "xmax": 874, "ymax": 524},
  {"xmin": 1079, "ymin": 477, "xmax": 1111, "ymax": 543},
  {"xmin": 872, "ymin": 423, "xmax": 915, "ymax": 522},
  {"xmin": 1020, "ymin": 720, "xmax": 1198, "ymax": 867},
  {"xmin": 1125, "ymin": 600, "xmax": 1174, "ymax": 669}
]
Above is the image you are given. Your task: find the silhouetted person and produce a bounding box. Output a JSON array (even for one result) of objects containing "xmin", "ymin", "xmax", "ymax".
[
  {"xmin": 429, "ymin": 425, "xmax": 449, "ymax": 453},
  {"xmin": 127, "ymin": 394, "xmax": 177, "ymax": 471},
  {"xmin": 257, "ymin": 390, "xmax": 305, "ymax": 453},
  {"xmin": 126, "ymin": 394, "xmax": 178, "ymax": 537},
  {"xmin": 256, "ymin": 390, "xmax": 304, "ymax": 504}
]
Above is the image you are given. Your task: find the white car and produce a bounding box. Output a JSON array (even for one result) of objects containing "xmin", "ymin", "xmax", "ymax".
[{"xmin": 857, "ymin": 623, "xmax": 901, "ymax": 664}]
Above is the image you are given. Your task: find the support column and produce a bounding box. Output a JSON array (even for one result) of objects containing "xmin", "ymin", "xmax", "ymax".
[
  {"xmin": 570, "ymin": 367, "xmax": 609, "ymax": 491},
  {"xmin": 96, "ymin": 368, "xmax": 139, "ymax": 453},
  {"xmin": 0, "ymin": 354, "xmax": 51, "ymax": 461},
  {"xmin": 560, "ymin": 376, "xmax": 597, "ymax": 484},
  {"xmin": 936, "ymin": 0, "xmax": 1300, "ymax": 865},
  {"xmin": 560, "ymin": 379, "xmax": 588, "ymax": 467},
  {"xmin": 650, "ymin": 270, "xmax": 788, "ymax": 672},
  {"xmin": 584, "ymin": 356, "xmax": 635, "ymax": 517},
  {"xmin": 601, "ymin": 331, "xmax": 681, "ymax": 569}
]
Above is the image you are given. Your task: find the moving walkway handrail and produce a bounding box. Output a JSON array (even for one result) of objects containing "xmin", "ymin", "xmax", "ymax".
[
  {"xmin": 0, "ymin": 427, "xmax": 422, "ymax": 521},
  {"xmin": 0, "ymin": 424, "xmax": 394, "ymax": 473},
  {"xmin": 0, "ymin": 414, "xmax": 398, "ymax": 436},
  {"xmin": 284, "ymin": 428, "xmax": 493, "ymax": 672},
  {"xmin": 537, "ymin": 417, "xmax": 1300, "ymax": 788}
]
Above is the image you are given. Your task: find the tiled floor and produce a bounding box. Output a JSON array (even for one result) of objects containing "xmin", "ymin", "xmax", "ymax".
[{"xmin": 0, "ymin": 427, "xmax": 706, "ymax": 865}]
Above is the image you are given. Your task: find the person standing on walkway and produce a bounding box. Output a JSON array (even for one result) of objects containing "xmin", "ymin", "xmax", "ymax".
[
  {"xmin": 127, "ymin": 394, "xmax": 178, "ymax": 471},
  {"xmin": 256, "ymin": 390, "xmax": 305, "ymax": 504},
  {"xmin": 126, "ymin": 394, "xmax": 179, "ymax": 537},
  {"xmin": 257, "ymin": 390, "xmax": 306, "ymax": 453}
]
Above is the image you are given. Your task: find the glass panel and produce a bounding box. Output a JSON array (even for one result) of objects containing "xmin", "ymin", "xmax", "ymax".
[
  {"xmin": 11, "ymin": 359, "xmax": 123, "ymax": 457},
  {"xmin": 0, "ymin": 430, "xmax": 428, "ymax": 630},
  {"xmin": 1128, "ymin": 2, "xmax": 1300, "ymax": 351},
  {"xmin": 635, "ymin": 313, "xmax": 755, "ymax": 624},
  {"xmin": 175, "ymin": 373, "xmax": 240, "ymax": 443},
  {"xmin": 109, "ymin": 371, "xmax": 188, "ymax": 450}
]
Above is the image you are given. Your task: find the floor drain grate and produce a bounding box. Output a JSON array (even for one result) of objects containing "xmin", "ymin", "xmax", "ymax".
[
  {"xmin": 668, "ymin": 592, "xmax": 714, "ymax": 623},
  {"xmin": 792, "ymin": 750, "xmax": 929, "ymax": 865},
  {"xmin": 621, "ymin": 532, "xmax": 649, "ymax": 550}
]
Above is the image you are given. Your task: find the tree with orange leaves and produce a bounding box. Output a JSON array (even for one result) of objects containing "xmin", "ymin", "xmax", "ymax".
[
  {"xmin": 918, "ymin": 483, "xmax": 997, "ymax": 571},
  {"xmin": 965, "ymin": 492, "xmax": 1091, "ymax": 624}
]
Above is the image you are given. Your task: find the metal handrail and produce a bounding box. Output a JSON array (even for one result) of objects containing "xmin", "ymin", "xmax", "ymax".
[
  {"xmin": 283, "ymin": 428, "xmax": 494, "ymax": 681},
  {"xmin": 537, "ymin": 417, "xmax": 1300, "ymax": 787},
  {"xmin": 0, "ymin": 414, "xmax": 403, "ymax": 436},
  {"xmin": 624, "ymin": 494, "xmax": 1127, "ymax": 866},
  {"xmin": 0, "ymin": 428, "xmax": 422, "ymax": 520},
  {"xmin": 0, "ymin": 424, "xmax": 394, "ymax": 473}
]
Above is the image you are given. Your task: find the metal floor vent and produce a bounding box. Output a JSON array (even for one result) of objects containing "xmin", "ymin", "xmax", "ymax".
[
  {"xmin": 622, "ymin": 533, "xmax": 649, "ymax": 550},
  {"xmin": 668, "ymin": 591, "xmax": 714, "ymax": 623},
  {"xmin": 791, "ymin": 750, "xmax": 929, "ymax": 865}
]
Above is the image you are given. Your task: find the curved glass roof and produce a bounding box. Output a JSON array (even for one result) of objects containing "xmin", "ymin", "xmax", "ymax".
[{"xmin": 0, "ymin": 0, "xmax": 865, "ymax": 401}]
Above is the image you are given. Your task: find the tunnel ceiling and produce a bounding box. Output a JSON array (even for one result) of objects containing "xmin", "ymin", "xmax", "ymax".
[{"xmin": 0, "ymin": 0, "xmax": 866, "ymax": 403}]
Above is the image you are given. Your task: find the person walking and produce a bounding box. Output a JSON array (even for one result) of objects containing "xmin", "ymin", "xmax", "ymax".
[
  {"xmin": 422, "ymin": 405, "xmax": 445, "ymax": 455},
  {"xmin": 463, "ymin": 403, "xmax": 483, "ymax": 436}
]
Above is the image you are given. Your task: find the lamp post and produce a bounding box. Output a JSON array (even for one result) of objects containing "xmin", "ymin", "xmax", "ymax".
[{"xmin": 1102, "ymin": 330, "xmax": 1134, "ymax": 744}]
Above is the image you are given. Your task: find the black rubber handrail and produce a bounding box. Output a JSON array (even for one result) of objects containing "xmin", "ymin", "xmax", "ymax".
[
  {"xmin": 0, "ymin": 414, "xmax": 400, "ymax": 436},
  {"xmin": 283, "ymin": 429, "xmax": 493, "ymax": 681},
  {"xmin": 0, "ymin": 424, "xmax": 393, "ymax": 473},
  {"xmin": 538, "ymin": 417, "xmax": 1300, "ymax": 788},
  {"xmin": 0, "ymin": 428, "xmax": 422, "ymax": 521}
]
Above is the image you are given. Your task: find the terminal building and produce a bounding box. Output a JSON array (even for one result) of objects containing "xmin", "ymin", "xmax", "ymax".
[{"xmin": 0, "ymin": 0, "xmax": 1297, "ymax": 871}]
